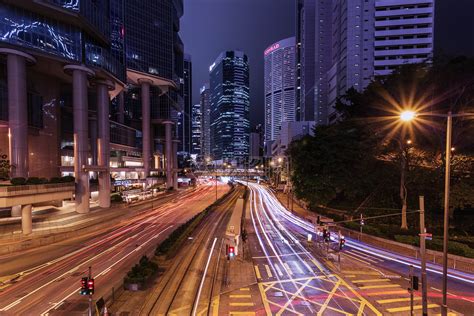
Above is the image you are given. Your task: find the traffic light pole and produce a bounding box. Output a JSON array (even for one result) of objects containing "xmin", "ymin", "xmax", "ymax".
[
  {"xmin": 88, "ymin": 266, "xmax": 92, "ymax": 316},
  {"xmin": 409, "ymin": 265, "xmax": 414, "ymax": 316}
]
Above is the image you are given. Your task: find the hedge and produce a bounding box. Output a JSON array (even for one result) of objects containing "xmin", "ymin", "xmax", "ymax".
[{"xmin": 394, "ymin": 235, "xmax": 474, "ymax": 259}]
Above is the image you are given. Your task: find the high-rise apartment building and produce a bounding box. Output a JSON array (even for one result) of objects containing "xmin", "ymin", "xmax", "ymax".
[
  {"xmin": 200, "ymin": 83, "xmax": 211, "ymax": 159},
  {"xmin": 191, "ymin": 104, "xmax": 202, "ymax": 156},
  {"xmin": 374, "ymin": 0, "xmax": 435, "ymax": 76},
  {"xmin": 264, "ymin": 37, "xmax": 297, "ymax": 143},
  {"xmin": 209, "ymin": 51, "xmax": 250, "ymax": 162}
]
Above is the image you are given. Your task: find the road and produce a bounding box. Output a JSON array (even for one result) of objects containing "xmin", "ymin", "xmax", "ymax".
[
  {"xmin": 140, "ymin": 186, "xmax": 243, "ymax": 315},
  {"xmin": 0, "ymin": 183, "xmax": 229, "ymax": 315},
  {"xmin": 246, "ymin": 182, "xmax": 381, "ymax": 315},
  {"xmin": 246, "ymin": 182, "xmax": 474, "ymax": 315}
]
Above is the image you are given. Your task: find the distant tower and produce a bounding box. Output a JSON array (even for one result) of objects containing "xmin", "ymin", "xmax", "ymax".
[
  {"xmin": 264, "ymin": 37, "xmax": 296, "ymax": 143},
  {"xmin": 200, "ymin": 83, "xmax": 211, "ymax": 159},
  {"xmin": 209, "ymin": 51, "xmax": 250, "ymax": 162},
  {"xmin": 191, "ymin": 104, "xmax": 202, "ymax": 156}
]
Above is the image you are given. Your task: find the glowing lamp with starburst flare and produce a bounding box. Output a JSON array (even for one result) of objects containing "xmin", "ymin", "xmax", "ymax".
[{"xmin": 400, "ymin": 110, "xmax": 416, "ymax": 122}]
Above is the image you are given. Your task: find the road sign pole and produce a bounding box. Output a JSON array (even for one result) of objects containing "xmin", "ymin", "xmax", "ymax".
[
  {"xmin": 88, "ymin": 266, "xmax": 92, "ymax": 316},
  {"xmin": 419, "ymin": 196, "xmax": 428, "ymax": 316}
]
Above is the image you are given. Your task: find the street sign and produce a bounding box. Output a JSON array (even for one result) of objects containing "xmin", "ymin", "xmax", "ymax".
[{"xmin": 419, "ymin": 233, "xmax": 432, "ymax": 241}]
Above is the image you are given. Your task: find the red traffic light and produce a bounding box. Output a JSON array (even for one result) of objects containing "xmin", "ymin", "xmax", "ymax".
[
  {"xmin": 229, "ymin": 246, "xmax": 235, "ymax": 254},
  {"xmin": 88, "ymin": 278, "xmax": 94, "ymax": 289}
]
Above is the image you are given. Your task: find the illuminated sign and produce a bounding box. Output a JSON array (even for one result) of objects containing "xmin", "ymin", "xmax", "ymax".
[{"xmin": 265, "ymin": 43, "xmax": 280, "ymax": 56}]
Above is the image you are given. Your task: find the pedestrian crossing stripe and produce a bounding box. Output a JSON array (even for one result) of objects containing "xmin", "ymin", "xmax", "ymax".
[
  {"xmin": 350, "ymin": 249, "xmax": 384, "ymax": 262},
  {"xmin": 229, "ymin": 295, "xmax": 252, "ymax": 298},
  {"xmin": 377, "ymin": 297, "xmax": 421, "ymax": 304},
  {"xmin": 229, "ymin": 302, "xmax": 254, "ymax": 307},
  {"xmin": 289, "ymin": 261, "xmax": 304, "ymax": 274},
  {"xmin": 352, "ymin": 279, "xmax": 390, "ymax": 283},
  {"xmin": 366, "ymin": 290, "xmax": 407, "ymax": 296},
  {"xmin": 386, "ymin": 304, "xmax": 439, "ymax": 313},
  {"xmin": 239, "ymin": 288, "xmax": 250, "ymax": 291},
  {"xmin": 265, "ymin": 265, "xmax": 273, "ymax": 278},
  {"xmin": 346, "ymin": 250, "xmax": 381, "ymax": 264},
  {"xmin": 254, "ymin": 265, "xmax": 261, "ymax": 279},
  {"xmin": 358, "ymin": 284, "xmax": 401, "ymax": 290},
  {"xmin": 283, "ymin": 262, "xmax": 293, "ymax": 275},
  {"xmin": 274, "ymin": 263, "xmax": 283, "ymax": 276},
  {"xmin": 341, "ymin": 270, "xmax": 381, "ymax": 275}
]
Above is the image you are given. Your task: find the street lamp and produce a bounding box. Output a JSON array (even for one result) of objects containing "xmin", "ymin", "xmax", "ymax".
[{"xmin": 399, "ymin": 110, "xmax": 474, "ymax": 315}]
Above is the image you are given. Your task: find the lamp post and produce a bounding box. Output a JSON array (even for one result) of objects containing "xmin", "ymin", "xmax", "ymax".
[{"xmin": 400, "ymin": 110, "xmax": 473, "ymax": 315}]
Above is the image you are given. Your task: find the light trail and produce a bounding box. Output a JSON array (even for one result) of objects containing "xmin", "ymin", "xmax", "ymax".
[{"xmin": 192, "ymin": 237, "xmax": 218, "ymax": 316}]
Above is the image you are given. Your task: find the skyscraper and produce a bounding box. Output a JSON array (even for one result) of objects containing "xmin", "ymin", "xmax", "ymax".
[
  {"xmin": 191, "ymin": 104, "xmax": 202, "ymax": 156},
  {"xmin": 200, "ymin": 83, "xmax": 211, "ymax": 159},
  {"xmin": 298, "ymin": 0, "xmax": 435, "ymax": 125},
  {"xmin": 264, "ymin": 37, "xmax": 297, "ymax": 143},
  {"xmin": 177, "ymin": 54, "xmax": 192, "ymax": 155},
  {"xmin": 209, "ymin": 51, "xmax": 250, "ymax": 162}
]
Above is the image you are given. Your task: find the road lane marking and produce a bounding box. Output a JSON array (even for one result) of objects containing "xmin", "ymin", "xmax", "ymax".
[
  {"xmin": 289, "ymin": 261, "xmax": 304, "ymax": 274},
  {"xmin": 254, "ymin": 265, "xmax": 262, "ymax": 279},
  {"xmin": 387, "ymin": 304, "xmax": 439, "ymax": 313},
  {"xmin": 377, "ymin": 297, "xmax": 420, "ymax": 304},
  {"xmin": 192, "ymin": 237, "xmax": 218, "ymax": 316},
  {"xmin": 229, "ymin": 295, "xmax": 251, "ymax": 298},
  {"xmin": 264, "ymin": 265, "xmax": 273, "ymax": 278},
  {"xmin": 229, "ymin": 312, "xmax": 256, "ymax": 315},
  {"xmin": 239, "ymin": 288, "xmax": 250, "ymax": 291},
  {"xmin": 310, "ymin": 259, "xmax": 324, "ymax": 272},
  {"xmin": 358, "ymin": 284, "xmax": 401, "ymax": 290},
  {"xmin": 352, "ymin": 279, "xmax": 390, "ymax": 283},
  {"xmin": 341, "ymin": 270, "xmax": 380, "ymax": 275}
]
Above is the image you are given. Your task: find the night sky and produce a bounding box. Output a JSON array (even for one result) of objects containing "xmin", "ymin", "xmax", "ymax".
[
  {"xmin": 180, "ymin": 0, "xmax": 474, "ymax": 128},
  {"xmin": 180, "ymin": 0, "xmax": 295, "ymax": 128}
]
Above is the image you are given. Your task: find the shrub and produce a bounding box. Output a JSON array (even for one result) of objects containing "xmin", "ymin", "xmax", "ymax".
[
  {"xmin": 49, "ymin": 177, "xmax": 62, "ymax": 184},
  {"xmin": 26, "ymin": 177, "xmax": 47, "ymax": 185},
  {"xmin": 111, "ymin": 193, "xmax": 123, "ymax": 203},
  {"xmin": 60, "ymin": 176, "xmax": 75, "ymax": 183},
  {"xmin": 11, "ymin": 177, "xmax": 27, "ymax": 185}
]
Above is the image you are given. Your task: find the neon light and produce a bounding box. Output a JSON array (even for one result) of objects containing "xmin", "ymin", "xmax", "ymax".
[{"xmin": 264, "ymin": 43, "xmax": 280, "ymax": 56}]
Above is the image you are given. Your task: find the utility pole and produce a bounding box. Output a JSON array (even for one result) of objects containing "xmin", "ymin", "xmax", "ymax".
[{"xmin": 419, "ymin": 196, "xmax": 428, "ymax": 316}]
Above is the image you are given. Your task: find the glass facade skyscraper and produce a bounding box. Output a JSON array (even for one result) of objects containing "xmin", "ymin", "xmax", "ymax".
[
  {"xmin": 177, "ymin": 54, "xmax": 192, "ymax": 154},
  {"xmin": 209, "ymin": 51, "xmax": 250, "ymax": 162},
  {"xmin": 264, "ymin": 37, "xmax": 296, "ymax": 143},
  {"xmin": 191, "ymin": 103, "xmax": 202, "ymax": 156},
  {"xmin": 200, "ymin": 83, "xmax": 211, "ymax": 159}
]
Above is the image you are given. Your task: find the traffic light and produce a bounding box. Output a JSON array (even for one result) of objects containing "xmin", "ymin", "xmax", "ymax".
[
  {"xmin": 412, "ymin": 275, "xmax": 419, "ymax": 291},
  {"xmin": 322, "ymin": 228, "xmax": 330, "ymax": 242},
  {"xmin": 80, "ymin": 277, "xmax": 88, "ymax": 295},
  {"xmin": 339, "ymin": 237, "xmax": 346, "ymax": 250},
  {"xmin": 229, "ymin": 246, "xmax": 235, "ymax": 258},
  {"xmin": 87, "ymin": 278, "xmax": 95, "ymax": 295}
]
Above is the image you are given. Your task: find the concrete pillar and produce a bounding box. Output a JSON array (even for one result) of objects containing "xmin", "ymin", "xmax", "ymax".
[
  {"xmin": 117, "ymin": 91, "xmax": 125, "ymax": 124},
  {"xmin": 21, "ymin": 204, "xmax": 32, "ymax": 235},
  {"xmin": 163, "ymin": 121, "xmax": 174, "ymax": 189},
  {"xmin": 173, "ymin": 139, "xmax": 179, "ymax": 189},
  {"xmin": 0, "ymin": 49, "xmax": 36, "ymax": 178},
  {"xmin": 90, "ymin": 118, "xmax": 98, "ymax": 167},
  {"xmin": 139, "ymin": 79, "xmax": 153, "ymax": 178},
  {"xmin": 97, "ymin": 80, "xmax": 114, "ymax": 208},
  {"xmin": 64, "ymin": 65, "xmax": 95, "ymax": 214},
  {"xmin": 11, "ymin": 205, "xmax": 21, "ymax": 217}
]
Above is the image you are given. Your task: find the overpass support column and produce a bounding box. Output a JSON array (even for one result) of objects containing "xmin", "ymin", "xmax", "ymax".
[
  {"xmin": 139, "ymin": 79, "xmax": 153, "ymax": 178},
  {"xmin": 64, "ymin": 65, "xmax": 95, "ymax": 214},
  {"xmin": 96, "ymin": 80, "xmax": 114, "ymax": 208},
  {"xmin": 163, "ymin": 121, "xmax": 174, "ymax": 189},
  {"xmin": 0, "ymin": 48, "xmax": 36, "ymax": 178},
  {"xmin": 173, "ymin": 139, "xmax": 180, "ymax": 189},
  {"xmin": 21, "ymin": 204, "xmax": 32, "ymax": 235}
]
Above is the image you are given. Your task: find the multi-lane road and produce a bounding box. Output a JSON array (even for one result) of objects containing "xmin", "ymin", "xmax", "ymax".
[
  {"xmin": 246, "ymin": 182, "xmax": 474, "ymax": 315},
  {"xmin": 0, "ymin": 183, "xmax": 229, "ymax": 315}
]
